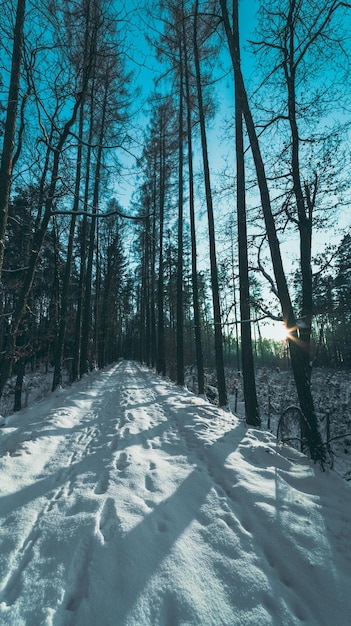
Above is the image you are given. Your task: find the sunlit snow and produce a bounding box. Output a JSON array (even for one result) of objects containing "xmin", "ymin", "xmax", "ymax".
[{"xmin": 0, "ymin": 360, "xmax": 350, "ymax": 625}]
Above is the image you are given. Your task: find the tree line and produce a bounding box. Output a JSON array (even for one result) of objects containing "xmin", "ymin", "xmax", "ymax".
[{"xmin": 0, "ymin": 0, "xmax": 350, "ymax": 464}]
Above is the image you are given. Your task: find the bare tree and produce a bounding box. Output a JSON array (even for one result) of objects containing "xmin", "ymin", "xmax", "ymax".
[
  {"xmin": 182, "ymin": 4, "xmax": 205, "ymax": 395},
  {"xmin": 176, "ymin": 3, "xmax": 185, "ymax": 386},
  {"xmin": 0, "ymin": 0, "xmax": 26, "ymax": 281},
  {"xmin": 233, "ymin": 1, "xmax": 260, "ymax": 426},
  {"xmin": 194, "ymin": 0, "xmax": 227, "ymax": 406},
  {"xmin": 219, "ymin": 0, "xmax": 326, "ymax": 462},
  {"xmin": 0, "ymin": 0, "xmax": 96, "ymax": 397}
]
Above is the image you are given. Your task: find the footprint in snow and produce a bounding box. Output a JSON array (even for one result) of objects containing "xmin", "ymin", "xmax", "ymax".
[
  {"xmin": 64, "ymin": 536, "xmax": 92, "ymax": 612},
  {"xmin": 123, "ymin": 426, "xmax": 131, "ymax": 438},
  {"xmin": 109, "ymin": 434, "xmax": 119, "ymax": 451},
  {"xmin": 145, "ymin": 474, "xmax": 156, "ymax": 493},
  {"xmin": 98, "ymin": 498, "xmax": 119, "ymax": 543},
  {"xmin": 47, "ymin": 486, "xmax": 64, "ymax": 511},
  {"xmin": 94, "ymin": 469, "xmax": 110, "ymax": 495},
  {"xmin": 157, "ymin": 520, "xmax": 168, "ymax": 533},
  {"xmin": 115, "ymin": 451, "xmax": 130, "ymax": 471}
]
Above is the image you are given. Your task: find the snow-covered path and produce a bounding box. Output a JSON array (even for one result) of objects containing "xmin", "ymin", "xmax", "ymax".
[{"xmin": 0, "ymin": 360, "xmax": 350, "ymax": 626}]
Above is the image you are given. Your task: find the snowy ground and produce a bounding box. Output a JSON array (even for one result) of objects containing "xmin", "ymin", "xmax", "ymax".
[{"xmin": 0, "ymin": 360, "xmax": 350, "ymax": 626}]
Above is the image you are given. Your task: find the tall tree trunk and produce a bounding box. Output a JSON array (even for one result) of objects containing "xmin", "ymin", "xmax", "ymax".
[
  {"xmin": 141, "ymin": 209, "xmax": 152, "ymax": 366},
  {"xmin": 284, "ymin": 5, "xmax": 315, "ymax": 441},
  {"xmin": 176, "ymin": 29, "xmax": 185, "ymax": 386},
  {"xmin": 93, "ymin": 222, "xmax": 100, "ymax": 367},
  {"xmin": 80, "ymin": 84, "xmax": 107, "ymax": 376},
  {"xmin": 220, "ymin": 0, "xmax": 325, "ymax": 462},
  {"xmin": 229, "ymin": 222, "xmax": 241, "ymax": 372},
  {"xmin": 194, "ymin": 0, "xmax": 227, "ymax": 406},
  {"xmin": 156, "ymin": 114, "xmax": 166, "ymax": 376},
  {"xmin": 145, "ymin": 215, "xmax": 151, "ymax": 366},
  {"xmin": 0, "ymin": 0, "xmax": 26, "ymax": 281},
  {"xmin": 140, "ymin": 226, "xmax": 148, "ymax": 363},
  {"xmin": 233, "ymin": 0, "xmax": 260, "ymax": 427},
  {"xmin": 72, "ymin": 96, "xmax": 94, "ymax": 381},
  {"xmin": 150, "ymin": 186, "xmax": 157, "ymax": 368},
  {"xmin": 52, "ymin": 103, "xmax": 85, "ymax": 390},
  {"xmin": 183, "ymin": 12, "xmax": 205, "ymax": 395},
  {"xmin": 14, "ymin": 358, "xmax": 25, "ymax": 412}
]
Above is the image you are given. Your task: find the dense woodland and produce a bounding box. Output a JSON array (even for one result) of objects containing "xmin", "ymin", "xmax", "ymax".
[{"xmin": 1, "ymin": 0, "xmax": 351, "ymax": 463}]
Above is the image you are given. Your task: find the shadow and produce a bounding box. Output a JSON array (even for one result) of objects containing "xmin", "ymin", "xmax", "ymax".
[
  {"xmin": 98, "ymin": 422, "xmax": 242, "ymax": 625},
  {"xmin": 268, "ymin": 448, "xmax": 350, "ymax": 623},
  {"xmin": 0, "ymin": 452, "xmax": 101, "ymax": 515},
  {"xmin": 1, "ymin": 359, "xmax": 245, "ymax": 623},
  {"xmin": 0, "ymin": 409, "xmax": 185, "ymax": 517}
]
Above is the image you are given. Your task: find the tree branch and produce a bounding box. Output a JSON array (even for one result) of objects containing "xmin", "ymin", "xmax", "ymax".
[{"xmin": 50, "ymin": 208, "xmax": 152, "ymax": 221}]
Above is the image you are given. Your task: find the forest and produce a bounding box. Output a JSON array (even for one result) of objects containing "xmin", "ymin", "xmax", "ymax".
[{"xmin": 0, "ymin": 0, "xmax": 351, "ymax": 464}]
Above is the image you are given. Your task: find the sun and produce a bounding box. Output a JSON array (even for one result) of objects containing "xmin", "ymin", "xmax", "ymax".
[
  {"xmin": 272, "ymin": 322, "xmax": 290, "ymax": 342},
  {"xmin": 262, "ymin": 321, "xmax": 289, "ymax": 342}
]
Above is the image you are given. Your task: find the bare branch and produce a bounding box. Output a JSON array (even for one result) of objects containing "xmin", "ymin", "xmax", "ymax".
[{"xmin": 50, "ymin": 208, "xmax": 152, "ymax": 221}]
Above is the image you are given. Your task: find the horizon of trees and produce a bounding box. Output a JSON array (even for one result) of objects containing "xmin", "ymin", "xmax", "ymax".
[{"xmin": 1, "ymin": 0, "xmax": 351, "ymax": 462}]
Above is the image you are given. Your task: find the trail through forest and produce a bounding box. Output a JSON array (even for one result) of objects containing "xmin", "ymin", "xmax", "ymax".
[{"xmin": 0, "ymin": 360, "xmax": 350, "ymax": 626}]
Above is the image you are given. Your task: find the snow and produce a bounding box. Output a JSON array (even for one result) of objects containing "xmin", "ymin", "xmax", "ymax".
[{"xmin": 0, "ymin": 360, "xmax": 350, "ymax": 626}]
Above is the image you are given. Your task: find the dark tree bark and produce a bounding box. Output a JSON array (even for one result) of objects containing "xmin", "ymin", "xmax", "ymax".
[
  {"xmin": 14, "ymin": 358, "xmax": 25, "ymax": 412},
  {"xmin": 156, "ymin": 108, "xmax": 167, "ymax": 377},
  {"xmin": 232, "ymin": 0, "xmax": 260, "ymax": 427},
  {"xmin": 194, "ymin": 0, "xmax": 227, "ymax": 407},
  {"xmin": 176, "ymin": 22, "xmax": 185, "ymax": 386},
  {"xmin": 52, "ymin": 102, "xmax": 85, "ymax": 390},
  {"xmin": 183, "ymin": 10, "xmax": 205, "ymax": 395},
  {"xmin": 73, "ymin": 88, "xmax": 94, "ymax": 381},
  {"xmin": 140, "ymin": 216, "xmax": 148, "ymax": 364},
  {"xmin": 0, "ymin": 0, "xmax": 26, "ymax": 281},
  {"xmin": 80, "ymin": 82, "xmax": 107, "ymax": 376},
  {"xmin": 150, "ymin": 180, "xmax": 157, "ymax": 368}
]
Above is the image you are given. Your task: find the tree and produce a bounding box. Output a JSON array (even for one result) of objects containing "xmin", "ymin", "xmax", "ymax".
[
  {"xmin": 136, "ymin": 96, "xmax": 178, "ymax": 377},
  {"xmin": 219, "ymin": 0, "xmax": 326, "ymax": 462},
  {"xmin": 0, "ymin": 0, "xmax": 96, "ymax": 397},
  {"xmin": 182, "ymin": 5, "xmax": 205, "ymax": 394},
  {"xmin": 49, "ymin": 0, "xmax": 133, "ymax": 385},
  {"xmin": 194, "ymin": 0, "xmax": 227, "ymax": 406},
  {"xmin": 0, "ymin": 0, "xmax": 26, "ymax": 281},
  {"xmin": 97, "ymin": 207, "xmax": 127, "ymax": 368},
  {"xmin": 52, "ymin": 1, "xmax": 91, "ymax": 389},
  {"xmin": 156, "ymin": 103, "xmax": 169, "ymax": 377},
  {"xmin": 176, "ymin": 7, "xmax": 185, "ymax": 387},
  {"xmin": 254, "ymin": 0, "xmax": 350, "ymax": 371},
  {"xmin": 333, "ymin": 233, "xmax": 351, "ymax": 365},
  {"xmin": 232, "ymin": 0, "xmax": 260, "ymax": 426},
  {"xmin": 80, "ymin": 74, "xmax": 109, "ymax": 376}
]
